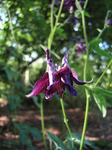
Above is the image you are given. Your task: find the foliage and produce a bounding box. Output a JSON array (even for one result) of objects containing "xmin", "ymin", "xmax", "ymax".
[{"xmin": 0, "ymin": 0, "xmax": 112, "ymax": 149}]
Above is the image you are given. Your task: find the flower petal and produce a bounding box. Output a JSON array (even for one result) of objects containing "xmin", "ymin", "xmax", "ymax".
[
  {"xmin": 54, "ymin": 65, "xmax": 70, "ymax": 77},
  {"xmin": 72, "ymin": 70, "xmax": 93, "ymax": 85},
  {"xmin": 61, "ymin": 77, "xmax": 77, "ymax": 96},
  {"xmin": 27, "ymin": 72, "xmax": 49, "ymax": 97},
  {"xmin": 45, "ymin": 80, "xmax": 64, "ymax": 99},
  {"xmin": 65, "ymin": 84, "xmax": 77, "ymax": 96}
]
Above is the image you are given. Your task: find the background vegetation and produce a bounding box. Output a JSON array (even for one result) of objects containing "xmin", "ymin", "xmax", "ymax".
[{"xmin": 0, "ymin": 0, "xmax": 112, "ymax": 149}]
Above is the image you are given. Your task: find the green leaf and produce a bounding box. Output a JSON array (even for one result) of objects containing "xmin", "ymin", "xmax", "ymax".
[
  {"xmin": 47, "ymin": 132, "xmax": 67, "ymax": 150},
  {"xmin": 89, "ymin": 38, "xmax": 102, "ymax": 48},
  {"xmin": 91, "ymin": 87, "xmax": 112, "ymax": 98},
  {"xmin": 89, "ymin": 38, "xmax": 112, "ymax": 59},
  {"xmin": 84, "ymin": 11, "xmax": 91, "ymax": 17},
  {"xmin": 93, "ymin": 94, "xmax": 107, "ymax": 117},
  {"xmin": 74, "ymin": 10, "xmax": 81, "ymax": 18},
  {"xmin": 95, "ymin": 48, "xmax": 112, "ymax": 59},
  {"xmin": 19, "ymin": 131, "xmax": 28, "ymax": 145},
  {"xmin": 5, "ymin": 67, "xmax": 14, "ymax": 80},
  {"xmin": 75, "ymin": 0, "xmax": 82, "ymax": 11},
  {"xmin": 67, "ymin": 133, "xmax": 81, "ymax": 149},
  {"xmin": 97, "ymin": 28, "xmax": 102, "ymax": 33},
  {"xmin": 30, "ymin": 128, "xmax": 41, "ymax": 140}
]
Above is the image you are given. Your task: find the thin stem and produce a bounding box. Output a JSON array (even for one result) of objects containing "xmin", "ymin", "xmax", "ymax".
[
  {"xmin": 51, "ymin": 0, "xmax": 54, "ymax": 31},
  {"xmin": 84, "ymin": 0, "xmax": 88, "ymax": 10},
  {"xmin": 79, "ymin": 90, "xmax": 89, "ymax": 150},
  {"xmin": 48, "ymin": 0, "xmax": 64, "ymax": 50},
  {"xmin": 94, "ymin": 59, "xmax": 112, "ymax": 87},
  {"xmin": 41, "ymin": 99, "xmax": 47, "ymax": 150},
  {"xmin": 81, "ymin": 10, "xmax": 89, "ymax": 82},
  {"xmin": 81, "ymin": 11, "xmax": 88, "ymax": 52},
  {"xmin": 5, "ymin": 3, "xmax": 15, "ymax": 41},
  {"xmin": 60, "ymin": 98, "xmax": 74, "ymax": 149},
  {"xmin": 80, "ymin": 10, "xmax": 89, "ymax": 150},
  {"xmin": 96, "ymin": 27, "xmax": 106, "ymax": 39}
]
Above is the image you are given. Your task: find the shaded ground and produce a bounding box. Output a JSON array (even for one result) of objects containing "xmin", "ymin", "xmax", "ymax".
[{"xmin": 0, "ymin": 104, "xmax": 112, "ymax": 150}]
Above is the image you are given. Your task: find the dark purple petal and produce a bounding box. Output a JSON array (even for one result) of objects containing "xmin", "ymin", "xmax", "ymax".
[
  {"xmin": 61, "ymin": 75, "xmax": 77, "ymax": 96},
  {"xmin": 46, "ymin": 48, "xmax": 50, "ymax": 59},
  {"xmin": 27, "ymin": 72, "xmax": 49, "ymax": 97},
  {"xmin": 45, "ymin": 80, "xmax": 64, "ymax": 99},
  {"xmin": 54, "ymin": 65, "xmax": 70, "ymax": 77},
  {"xmin": 71, "ymin": 70, "xmax": 92, "ymax": 85}
]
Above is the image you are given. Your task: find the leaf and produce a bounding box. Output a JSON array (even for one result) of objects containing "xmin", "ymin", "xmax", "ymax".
[
  {"xmin": 74, "ymin": 10, "xmax": 81, "ymax": 18},
  {"xmin": 75, "ymin": 0, "xmax": 82, "ymax": 11},
  {"xmin": 55, "ymin": 27, "xmax": 67, "ymax": 39},
  {"xmin": 47, "ymin": 132, "xmax": 67, "ymax": 150},
  {"xmin": 30, "ymin": 128, "xmax": 41, "ymax": 140},
  {"xmin": 91, "ymin": 87, "xmax": 112, "ymax": 98},
  {"xmin": 67, "ymin": 133, "xmax": 80, "ymax": 149},
  {"xmin": 67, "ymin": 133, "xmax": 99, "ymax": 150},
  {"xmin": 19, "ymin": 131, "xmax": 28, "ymax": 145},
  {"xmin": 97, "ymin": 28, "xmax": 102, "ymax": 33},
  {"xmin": 89, "ymin": 38, "xmax": 102, "ymax": 48},
  {"xmin": 93, "ymin": 94, "xmax": 107, "ymax": 117},
  {"xmin": 89, "ymin": 39, "xmax": 112, "ymax": 59},
  {"xmin": 84, "ymin": 11, "xmax": 91, "ymax": 17},
  {"xmin": 5, "ymin": 67, "xmax": 14, "ymax": 80}
]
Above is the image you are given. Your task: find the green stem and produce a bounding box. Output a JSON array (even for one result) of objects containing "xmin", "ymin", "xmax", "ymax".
[
  {"xmin": 41, "ymin": 99, "xmax": 47, "ymax": 150},
  {"xmin": 79, "ymin": 89, "xmax": 89, "ymax": 150},
  {"xmin": 48, "ymin": 0, "xmax": 64, "ymax": 50},
  {"xmin": 50, "ymin": 0, "xmax": 54, "ymax": 31},
  {"xmin": 80, "ymin": 10, "xmax": 89, "ymax": 150},
  {"xmin": 94, "ymin": 59, "xmax": 112, "ymax": 87},
  {"xmin": 60, "ymin": 98, "xmax": 74, "ymax": 149},
  {"xmin": 96, "ymin": 27, "xmax": 106, "ymax": 39},
  {"xmin": 83, "ymin": 0, "xmax": 88, "ymax": 10}
]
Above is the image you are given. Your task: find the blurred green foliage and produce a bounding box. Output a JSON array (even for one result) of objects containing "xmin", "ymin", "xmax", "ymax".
[
  {"xmin": 0, "ymin": 0, "xmax": 112, "ymax": 148},
  {"xmin": 0, "ymin": 0, "xmax": 112, "ymax": 110}
]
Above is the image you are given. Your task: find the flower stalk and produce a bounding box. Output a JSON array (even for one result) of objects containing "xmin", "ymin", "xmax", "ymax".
[
  {"xmin": 60, "ymin": 98, "xmax": 74, "ymax": 149},
  {"xmin": 94, "ymin": 59, "xmax": 112, "ymax": 87},
  {"xmin": 48, "ymin": 0, "xmax": 64, "ymax": 50},
  {"xmin": 41, "ymin": 99, "xmax": 47, "ymax": 150},
  {"xmin": 80, "ymin": 8, "xmax": 90, "ymax": 150}
]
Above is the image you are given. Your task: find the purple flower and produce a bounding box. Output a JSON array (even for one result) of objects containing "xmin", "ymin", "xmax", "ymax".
[
  {"xmin": 55, "ymin": 0, "xmax": 85, "ymax": 12},
  {"xmin": 105, "ymin": 19, "xmax": 112, "ymax": 26},
  {"xmin": 76, "ymin": 40, "xmax": 86, "ymax": 56},
  {"xmin": 27, "ymin": 49, "xmax": 92, "ymax": 99}
]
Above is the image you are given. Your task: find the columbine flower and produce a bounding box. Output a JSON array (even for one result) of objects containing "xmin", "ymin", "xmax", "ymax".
[{"xmin": 27, "ymin": 49, "xmax": 92, "ymax": 99}]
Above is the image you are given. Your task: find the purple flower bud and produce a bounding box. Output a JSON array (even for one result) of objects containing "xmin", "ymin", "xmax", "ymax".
[
  {"xmin": 76, "ymin": 42, "xmax": 86, "ymax": 56},
  {"xmin": 105, "ymin": 19, "xmax": 112, "ymax": 26}
]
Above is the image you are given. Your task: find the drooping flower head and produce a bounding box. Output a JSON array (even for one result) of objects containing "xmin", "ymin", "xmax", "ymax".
[{"xmin": 27, "ymin": 49, "xmax": 92, "ymax": 99}]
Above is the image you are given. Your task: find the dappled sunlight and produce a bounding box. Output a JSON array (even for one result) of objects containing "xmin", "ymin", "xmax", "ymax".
[
  {"xmin": 4, "ymin": 133, "xmax": 19, "ymax": 140},
  {"xmin": 85, "ymin": 135, "xmax": 100, "ymax": 141},
  {"xmin": 0, "ymin": 116, "xmax": 9, "ymax": 126},
  {"xmin": 47, "ymin": 127, "xmax": 61, "ymax": 136}
]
